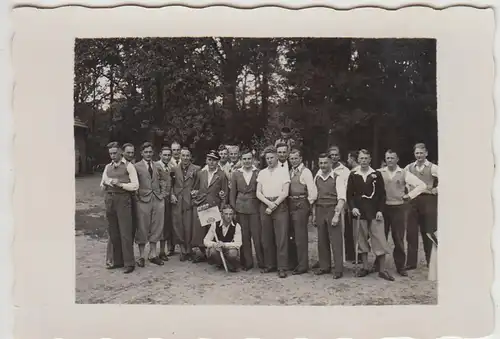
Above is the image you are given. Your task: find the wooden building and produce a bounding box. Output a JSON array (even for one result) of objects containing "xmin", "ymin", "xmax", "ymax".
[{"xmin": 74, "ymin": 117, "xmax": 88, "ymax": 176}]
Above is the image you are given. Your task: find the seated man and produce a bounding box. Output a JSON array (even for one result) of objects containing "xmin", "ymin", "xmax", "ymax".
[{"xmin": 203, "ymin": 204, "xmax": 243, "ymax": 272}]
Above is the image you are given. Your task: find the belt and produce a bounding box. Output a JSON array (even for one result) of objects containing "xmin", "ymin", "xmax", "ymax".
[
  {"xmin": 289, "ymin": 195, "xmax": 307, "ymax": 200},
  {"xmin": 106, "ymin": 191, "xmax": 130, "ymax": 195},
  {"xmin": 265, "ymin": 196, "xmax": 279, "ymax": 201}
]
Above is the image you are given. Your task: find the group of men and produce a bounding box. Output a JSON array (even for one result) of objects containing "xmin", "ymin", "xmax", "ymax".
[{"xmin": 99, "ymin": 128, "xmax": 438, "ymax": 281}]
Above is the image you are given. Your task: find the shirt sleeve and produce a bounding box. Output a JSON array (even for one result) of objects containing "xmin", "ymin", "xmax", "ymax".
[
  {"xmin": 281, "ymin": 168, "xmax": 291, "ymax": 184},
  {"xmin": 405, "ymin": 170, "xmax": 427, "ymax": 200},
  {"xmin": 335, "ymin": 175, "xmax": 347, "ymax": 202},
  {"xmin": 100, "ymin": 165, "xmax": 109, "ymax": 190},
  {"xmin": 121, "ymin": 163, "xmax": 139, "ymax": 191},
  {"xmin": 256, "ymin": 170, "xmax": 263, "ymax": 184},
  {"xmin": 225, "ymin": 224, "xmax": 243, "ymax": 249},
  {"xmin": 203, "ymin": 224, "xmax": 217, "ymax": 248},
  {"xmin": 431, "ymin": 164, "xmax": 438, "ymax": 178},
  {"xmin": 302, "ymin": 169, "xmax": 318, "ymax": 204}
]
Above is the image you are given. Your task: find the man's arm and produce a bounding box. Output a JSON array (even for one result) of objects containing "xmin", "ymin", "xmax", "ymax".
[
  {"xmin": 203, "ymin": 224, "xmax": 217, "ymax": 248},
  {"xmin": 375, "ymin": 172, "xmax": 386, "ymax": 212},
  {"xmin": 119, "ymin": 163, "xmax": 139, "ymax": 192},
  {"xmin": 256, "ymin": 182, "xmax": 273, "ymax": 207},
  {"xmin": 405, "ymin": 170, "xmax": 426, "ymax": 200},
  {"xmin": 224, "ymin": 224, "xmax": 243, "ymax": 249},
  {"xmin": 335, "ymin": 176, "xmax": 346, "ymax": 212},
  {"xmin": 229, "ymin": 173, "xmax": 238, "ymax": 209},
  {"xmin": 346, "ymin": 173, "xmax": 357, "ymax": 211},
  {"xmin": 221, "ymin": 171, "xmax": 229, "ymax": 205},
  {"xmin": 275, "ymin": 182, "xmax": 290, "ymax": 206},
  {"xmin": 303, "ymin": 169, "xmax": 318, "ymax": 205},
  {"xmin": 100, "ymin": 165, "xmax": 109, "ymax": 190}
]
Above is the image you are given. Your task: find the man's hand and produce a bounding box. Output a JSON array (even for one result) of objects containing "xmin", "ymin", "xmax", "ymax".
[
  {"xmin": 402, "ymin": 194, "xmax": 411, "ymax": 202},
  {"xmin": 268, "ymin": 201, "xmax": 278, "ymax": 210},
  {"xmin": 109, "ymin": 178, "xmax": 119, "ymax": 186},
  {"xmin": 170, "ymin": 194, "xmax": 178, "ymax": 204},
  {"xmin": 331, "ymin": 213, "xmax": 340, "ymax": 227},
  {"xmin": 190, "ymin": 190, "xmax": 198, "ymax": 197},
  {"xmin": 352, "ymin": 208, "xmax": 361, "ymax": 217},
  {"xmin": 376, "ymin": 211, "xmax": 384, "ymax": 221},
  {"xmin": 265, "ymin": 207, "xmax": 273, "ymax": 215},
  {"xmin": 215, "ymin": 241, "xmax": 224, "ymax": 251},
  {"xmin": 431, "ymin": 187, "xmax": 438, "ymax": 195}
]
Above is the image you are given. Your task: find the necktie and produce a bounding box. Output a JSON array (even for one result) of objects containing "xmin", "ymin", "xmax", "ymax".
[
  {"xmin": 281, "ymin": 163, "xmax": 284, "ymax": 167},
  {"xmin": 148, "ymin": 161, "xmax": 153, "ymax": 177}
]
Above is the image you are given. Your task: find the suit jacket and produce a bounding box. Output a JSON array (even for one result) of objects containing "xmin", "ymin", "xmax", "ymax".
[
  {"xmin": 193, "ymin": 167, "xmax": 228, "ymax": 208},
  {"xmin": 230, "ymin": 168, "xmax": 260, "ymax": 214},
  {"xmin": 172, "ymin": 163, "xmax": 200, "ymax": 211},
  {"xmin": 155, "ymin": 160, "xmax": 173, "ymax": 197},
  {"xmin": 134, "ymin": 160, "xmax": 167, "ymax": 203}
]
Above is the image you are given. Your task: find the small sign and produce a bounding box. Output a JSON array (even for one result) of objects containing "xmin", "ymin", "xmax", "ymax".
[{"xmin": 197, "ymin": 205, "xmax": 222, "ymax": 227}]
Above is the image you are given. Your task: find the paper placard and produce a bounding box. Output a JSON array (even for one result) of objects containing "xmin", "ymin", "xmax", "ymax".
[{"xmin": 197, "ymin": 205, "xmax": 222, "ymax": 227}]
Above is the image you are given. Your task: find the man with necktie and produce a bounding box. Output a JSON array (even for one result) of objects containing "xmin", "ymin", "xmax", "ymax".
[{"xmin": 156, "ymin": 146, "xmax": 175, "ymax": 260}]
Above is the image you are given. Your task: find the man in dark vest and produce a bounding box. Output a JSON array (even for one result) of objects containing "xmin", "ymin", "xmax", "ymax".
[
  {"xmin": 230, "ymin": 148, "xmax": 263, "ymax": 270},
  {"xmin": 347, "ymin": 149, "xmax": 394, "ymax": 281},
  {"xmin": 191, "ymin": 150, "xmax": 229, "ymax": 263},
  {"xmin": 203, "ymin": 204, "xmax": 243, "ymax": 272},
  {"xmin": 404, "ymin": 143, "xmax": 438, "ymax": 269},
  {"xmin": 312, "ymin": 153, "xmax": 346, "ymax": 279},
  {"xmin": 100, "ymin": 142, "xmax": 139, "ymax": 274},
  {"xmin": 288, "ymin": 148, "xmax": 317, "ymax": 275},
  {"xmin": 256, "ymin": 145, "xmax": 291, "ymax": 278},
  {"xmin": 134, "ymin": 142, "xmax": 168, "ymax": 267},
  {"xmin": 379, "ymin": 149, "xmax": 426, "ymax": 276},
  {"xmin": 156, "ymin": 146, "xmax": 175, "ymax": 260}
]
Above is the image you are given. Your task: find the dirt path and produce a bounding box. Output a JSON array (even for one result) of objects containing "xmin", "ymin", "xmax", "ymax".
[{"xmin": 75, "ymin": 174, "xmax": 437, "ymax": 305}]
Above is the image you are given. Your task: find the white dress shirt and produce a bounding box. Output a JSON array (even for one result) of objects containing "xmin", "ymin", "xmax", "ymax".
[
  {"xmin": 290, "ymin": 163, "xmax": 318, "ymax": 205},
  {"xmin": 278, "ymin": 160, "xmax": 289, "ymax": 172},
  {"xmin": 257, "ymin": 166, "xmax": 291, "ymax": 197},
  {"xmin": 100, "ymin": 157, "xmax": 139, "ymax": 192},
  {"xmin": 203, "ymin": 221, "xmax": 243, "ymax": 249},
  {"xmin": 314, "ymin": 169, "xmax": 347, "ymax": 202},
  {"xmin": 379, "ymin": 166, "xmax": 427, "ymax": 200}
]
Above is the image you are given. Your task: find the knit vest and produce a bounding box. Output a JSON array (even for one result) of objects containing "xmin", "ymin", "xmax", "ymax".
[
  {"xmin": 215, "ymin": 222, "xmax": 236, "ymax": 243},
  {"xmin": 289, "ymin": 166, "xmax": 307, "ymax": 196},
  {"xmin": 106, "ymin": 162, "xmax": 130, "ymax": 193},
  {"xmin": 380, "ymin": 169, "xmax": 406, "ymax": 205},
  {"xmin": 408, "ymin": 162, "xmax": 435, "ymax": 194},
  {"xmin": 315, "ymin": 175, "xmax": 338, "ymax": 207}
]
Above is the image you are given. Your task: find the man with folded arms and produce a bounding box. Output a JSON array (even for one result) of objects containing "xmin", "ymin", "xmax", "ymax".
[
  {"xmin": 134, "ymin": 142, "xmax": 168, "ymax": 267},
  {"xmin": 347, "ymin": 149, "xmax": 394, "ymax": 281},
  {"xmin": 312, "ymin": 153, "xmax": 346, "ymax": 279},
  {"xmin": 378, "ymin": 149, "xmax": 426, "ymax": 276},
  {"xmin": 230, "ymin": 148, "xmax": 263, "ymax": 270},
  {"xmin": 256, "ymin": 145, "xmax": 291, "ymax": 278},
  {"xmin": 204, "ymin": 204, "xmax": 243, "ymax": 272},
  {"xmin": 100, "ymin": 142, "xmax": 139, "ymax": 274},
  {"xmin": 191, "ymin": 150, "xmax": 228, "ymax": 263},
  {"xmin": 287, "ymin": 148, "xmax": 317, "ymax": 275}
]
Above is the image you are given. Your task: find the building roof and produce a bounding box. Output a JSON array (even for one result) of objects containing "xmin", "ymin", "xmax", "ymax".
[{"xmin": 74, "ymin": 116, "xmax": 88, "ymax": 129}]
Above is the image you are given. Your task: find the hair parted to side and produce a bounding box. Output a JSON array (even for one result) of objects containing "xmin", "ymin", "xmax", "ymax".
[
  {"xmin": 171, "ymin": 141, "xmax": 181, "ymax": 148},
  {"xmin": 218, "ymin": 144, "xmax": 228, "ymax": 152},
  {"xmin": 240, "ymin": 148, "xmax": 253, "ymax": 157},
  {"xmin": 348, "ymin": 150, "xmax": 359, "ymax": 159},
  {"xmin": 221, "ymin": 203, "xmax": 234, "ymax": 212},
  {"xmin": 122, "ymin": 143, "xmax": 134, "ymax": 149},
  {"xmin": 263, "ymin": 145, "xmax": 277, "ymax": 155},
  {"xmin": 318, "ymin": 152, "xmax": 330, "ymax": 159},
  {"xmin": 414, "ymin": 142, "xmax": 427, "ymax": 151},
  {"xmin": 107, "ymin": 141, "xmax": 121, "ymax": 150},
  {"xmin": 328, "ymin": 145, "xmax": 340, "ymax": 153},
  {"xmin": 140, "ymin": 142, "xmax": 153, "ymax": 151},
  {"xmin": 289, "ymin": 148, "xmax": 302, "ymax": 157},
  {"xmin": 275, "ymin": 142, "xmax": 288, "ymax": 150},
  {"xmin": 160, "ymin": 146, "xmax": 172, "ymax": 153},
  {"xmin": 385, "ymin": 149, "xmax": 399, "ymax": 156},
  {"xmin": 181, "ymin": 147, "xmax": 191, "ymax": 153},
  {"xmin": 359, "ymin": 149, "xmax": 371, "ymax": 157}
]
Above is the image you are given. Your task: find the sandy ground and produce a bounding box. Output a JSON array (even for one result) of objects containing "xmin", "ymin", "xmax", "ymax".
[{"xmin": 75, "ymin": 174, "xmax": 437, "ymax": 305}]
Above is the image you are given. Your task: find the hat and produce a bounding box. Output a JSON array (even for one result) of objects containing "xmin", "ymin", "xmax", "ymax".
[
  {"xmin": 206, "ymin": 150, "xmax": 221, "ymax": 160},
  {"xmin": 281, "ymin": 126, "xmax": 291, "ymax": 133}
]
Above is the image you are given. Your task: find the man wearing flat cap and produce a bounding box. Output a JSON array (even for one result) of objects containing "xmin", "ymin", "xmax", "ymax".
[{"xmin": 191, "ymin": 150, "xmax": 229, "ymax": 262}]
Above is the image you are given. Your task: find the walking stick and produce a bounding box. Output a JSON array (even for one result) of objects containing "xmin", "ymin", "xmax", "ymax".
[
  {"xmin": 213, "ymin": 227, "xmax": 229, "ymax": 273},
  {"xmin": 354, "ymin": 214, "xmax": 361, "ymax": 276}
]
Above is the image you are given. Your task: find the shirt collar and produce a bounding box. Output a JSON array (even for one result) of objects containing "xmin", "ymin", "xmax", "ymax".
[
  {"xmin": 315, "ymin": 169, "xmax": 336, "ymax": 181},
  {"xmin": 238, "ymin": 165, "xmax": 258, "ymax": 172},
  {"xmin": 219, "ymin": 221, "xmax": 235, "ymax": 228},
  {"xmin": 110, "ymin": 157, "xmax": 127, "ymax": 166},
  {"xmin": 291, "ymin": 163, "xmax": 304, "ymax": 172},
  {"xmin": 380, "ymin": 166, "xmax": 402, "ymax": 173},
  {"xmin": 354, "ymin": 166, "xmax": 376, "ymax": 176},
  {"xmin": 414, "ymin": 160, "xmax": 430, "ymax": 167}
]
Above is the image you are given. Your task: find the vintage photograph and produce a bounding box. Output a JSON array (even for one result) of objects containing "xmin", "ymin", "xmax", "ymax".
[{"xmin": 74, "ymin": 37, "xmax": 438, "ymax": 305}]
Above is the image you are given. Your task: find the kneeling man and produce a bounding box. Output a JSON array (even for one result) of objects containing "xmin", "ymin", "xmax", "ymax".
[{"xmin": 204, "ymin": 204, "xmax": 243, "ymax": 272}]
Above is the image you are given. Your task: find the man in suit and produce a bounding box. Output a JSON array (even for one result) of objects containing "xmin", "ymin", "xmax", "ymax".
[
  {"xmin": 204, "ymin": 204, "xmax": 243, "ymax": 272},
  {"xmin": 230, "ymin": 148, "xmax": 263, "ymax": 270},
  {"xmin": 100, "ymin": 142, "xmax": 139, "ymax": 274},
  {"xmin": 134, "ymin": 142, "xmax": 169, "ymax": 267},
  {"xmin": 191, "ymin": 150, "xmax": 229, "ymax": 263},
  {"xmin": 256, "ymin": 145, "xmax": 291, "ymax": 278},
  {"xmin": 156, "ymin": 146, "xmax": 176, "ymax": 260},
  {"xmin": 169, "ymin": 141, "xmax": 182, "ymax": 168},
  {"xmin": 171, "ymin": 147, "xmax": 200, "ymax": 261}
]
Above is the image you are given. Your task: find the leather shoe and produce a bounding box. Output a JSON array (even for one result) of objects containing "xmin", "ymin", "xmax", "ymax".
[
  {"xmin": 136, "ymin": 258, "xmax": 145, "ymax": 267},
  {"xmin": 314, "ymin": 269, "xmax": 331, "ymax": 275},
  {"xmin": 292, "ymin": 269, "xmax": 308, "ymax": 275},
  {"xmin": 405, "ymin": 265, "xmax": 417, "ymax": 271},
  {"xmin": 149, "ymin": 257, "xmax": 164, "ymax": 266},
  {"xmin": 356, "ymin": 269, "xmax": 369, "ymax": 277},
  {"xmin": 159, "ymin": 253, "xmax": 169, "ymax": 261},
  {"xmin": 179, "ymin": 254, "xmax": 187, "ymax": 262},
  {"xmin": 278, "ymin": 270, "xmax": 287, "ymax": 278},
  {"xmin": 379, "ymin": 271, "xmax": 395, "ymax": 281},
  {"xmin": 260, "ymin": 267, "xmax": 277, "ymax": 273},
  {"xmin": 192, "ymin": 255, "xmax": 207, "ymax": 263},
  {"xmin": 333, "ymin": 272, "xmax": 343, "ymax": 279},
  {"xmin": 312, "ymin": 261, "xmax": 320, "ymax": 269},
  {"xmin": 397, "ymin": 269, "xmax": 408, "ymax": 277},
  {"xmin": 167, "ymin": 250, "xmax": 175, "ymax": 256},
  {"xmin": 124, "ymin": 266, "xmax": 135, "ymax": 274},
  {"xmin": 106, "ymin": 264, "xmax": 124, "ymax": 270}
]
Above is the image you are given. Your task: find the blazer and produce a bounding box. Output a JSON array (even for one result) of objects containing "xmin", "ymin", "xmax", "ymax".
[
  {"xmin": 172, "ymin": 163, "xmax": 201, "ymax": 209},
  {"xmin": 155, "ymin": 160, "xmax": 173, "ymax": 196},
  {"xmin": 230, "ymin": 168, "xmax": 260, "ymax": 214},
  {"xmin": 193, "ymin": 167, "xmax": 229, "ymax": 207},
  {"xmin": 134, "ymin": 160, "xmax": 168, "ymax": 203}
]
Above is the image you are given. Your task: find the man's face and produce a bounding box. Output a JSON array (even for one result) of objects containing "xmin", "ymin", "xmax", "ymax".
[
  {"xmin": 414, "ymin": 147, "xmax": 428, "ymax": 162},
  {"xmin": 318, "ymin": 157, "xmax": 332, "ymax": 172},
  {"xmin": 277, "ymin": 146, "xmax": 289, "ymax": 162},
  {"xmin": 229, "ymin": 148, "xmax": 239, "ymax": 163},
  {"xmin": 241, "ymin": 152, "xmax": 253, "ymax": 169},
  {"xmin": 219, "ymin": 149, "xmax": 229, "ymax": 162},
  {"xmin": 160, "ymin": 150, "xmax": 172, "ymax": 164},
  {"xmin": 281, "ymin": 132, "xmax": 290, "ymax": 140},
  {"xmin": 109, "ymin": 147, "xmax": 121, "ymax": 162},
  {"xmin": 222, "ymin": 208, "xmax": 234, "ymax": 224},
  {"xmin": 180, "ymin": 150, "xmax": 191, "ymax": 165},
  {"xmin": 358, "ymin": 153, "xmax": 371, "ymax": 168},
  {"xmin": 171, "ymin": 144, "xmax": 181, "ymax": 159},
  {"xmin": 123, "ymin": 146, "xmax": 135, "ymax": 161},
  {"xmin": 206, "ymin": 157, "xmax": 218, "ymax": 171},
  {"xmin": 265, "ymin": 152, "xmax": 278, "ymax": 167},
  {"xmin": 289, "ymin": 152, "xmax": 301, "ymax": 168},
  {"xmin": 141, "ymin": 146, "xmax": 154, "ymax": 161},
  {"xmin": 329, "ymin": 149, "xmax": 340, "ymax": 165},
  {"xmin": 385, "ymin": 152, "xmax": 398, "ymax": 167}
]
